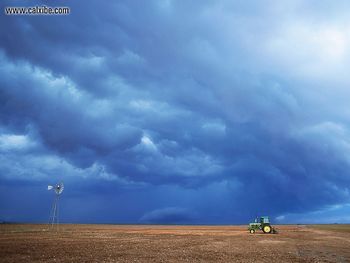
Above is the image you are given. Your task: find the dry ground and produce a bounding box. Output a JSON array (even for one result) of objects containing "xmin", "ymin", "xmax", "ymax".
[{"xmin": 1, "ymin": 224, "xmax": 350, "ymax": 262}]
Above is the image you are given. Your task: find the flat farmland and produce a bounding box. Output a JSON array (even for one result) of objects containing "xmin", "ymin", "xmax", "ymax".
[{"xmin": 1, "ymin": 224, "xmax": 350, "ymax": 262}]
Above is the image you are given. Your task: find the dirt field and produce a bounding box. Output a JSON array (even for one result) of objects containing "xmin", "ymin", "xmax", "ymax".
[{"xmin": 1, "ymin": 224, "xmax": 350, "ymax": 262}]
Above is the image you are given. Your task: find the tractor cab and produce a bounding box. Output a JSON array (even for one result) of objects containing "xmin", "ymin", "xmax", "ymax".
[{"xmin": 261, "ymin": 216, "xmax": 270, "ymax": 224}]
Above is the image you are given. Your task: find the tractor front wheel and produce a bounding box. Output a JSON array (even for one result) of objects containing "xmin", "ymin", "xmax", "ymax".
[
  {"xmin": 263, "ymin": 225, "xmax": 272, "ymax": 233},
  {"xmin": 249, "ymin": 229, "xmax": 255, "ymax": 234}
]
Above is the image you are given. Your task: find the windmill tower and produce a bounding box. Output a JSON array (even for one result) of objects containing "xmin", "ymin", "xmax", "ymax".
[{"xmin": 48, "ymin": 182, "xmax": 64, "ymax": 230}]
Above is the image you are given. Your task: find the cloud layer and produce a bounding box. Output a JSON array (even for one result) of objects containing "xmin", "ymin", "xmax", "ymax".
[{"xmin": 1, "ymin": 0, "xmax": 350, "ymax": 223}]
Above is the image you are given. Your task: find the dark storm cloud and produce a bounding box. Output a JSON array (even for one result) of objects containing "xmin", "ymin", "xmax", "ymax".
[
  {"xmin": 1, "ymin": 0, "xmax": 350, "ymax": 223},
  {"xmin": 139, "ymin": 207, "xmax": 196, "ymax": 224}
]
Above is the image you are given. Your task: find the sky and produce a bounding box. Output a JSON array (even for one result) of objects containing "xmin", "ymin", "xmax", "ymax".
[{"xmin": 0, "ymin": 0, "xmax": 350, "ymax": 224}]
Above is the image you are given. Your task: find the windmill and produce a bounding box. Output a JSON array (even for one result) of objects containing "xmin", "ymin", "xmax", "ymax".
[{"xmin": 48, "ymin": 182, "xmax": 64, "ymax": 230}]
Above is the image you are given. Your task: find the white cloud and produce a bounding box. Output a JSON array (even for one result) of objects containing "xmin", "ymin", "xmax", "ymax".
[
  {"xmin": 117, "ymin": 49, "xmax": 145, "ymax": 65},
  {"xmin": 129, "ymin": 99, "xmax": 153, "ymax": 110},
  {"xmin": 0, "ymin": 134, "xmax": 35, "ymax": 151},
  {"xmin": 275, "ymin": 215, "xmax": 285, "ymax": 222},
  {"xmin": 141, "ymin": 135, "xmax": 157, "ymax": 151},
  {"xmin": 202, "ymin": 120, "xmax": 226, "ymax": 134},
  {"xmin": 264, "ymin": 22, "xmax": 350, "ymax": 80}
]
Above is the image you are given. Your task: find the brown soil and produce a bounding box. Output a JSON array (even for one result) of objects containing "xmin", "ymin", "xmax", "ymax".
[{"xmin": 1, "ymin": 224, "xmax": 349, "ymax": 262}]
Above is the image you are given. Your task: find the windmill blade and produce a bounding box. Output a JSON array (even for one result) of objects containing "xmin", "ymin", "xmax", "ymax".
[
  {"xmin": 54, "ymin": 182, "xmax": 64, "ymax": 195},
  {"xmin": 48, "ymin": 185, "xmax": 53, "ymax": 190}
]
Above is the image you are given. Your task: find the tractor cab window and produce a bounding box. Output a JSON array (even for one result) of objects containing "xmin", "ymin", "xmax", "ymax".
[{"xmin": 261, "ymin": 217, "xmax": 269, "ymax": 224}]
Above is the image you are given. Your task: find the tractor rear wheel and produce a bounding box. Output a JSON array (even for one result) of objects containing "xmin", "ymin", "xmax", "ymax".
[
  {"xmin": 249, "ymin": 229, "xmax": 255, "ymax": 234},
  {"xmin": 263, "ymin": 225, "xmax": 272, "ymax": 233}
]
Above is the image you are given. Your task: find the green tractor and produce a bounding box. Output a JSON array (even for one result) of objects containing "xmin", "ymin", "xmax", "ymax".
[{"xmin": 248, "ymin": 216, "xmax": 277, "ymax": 234}]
